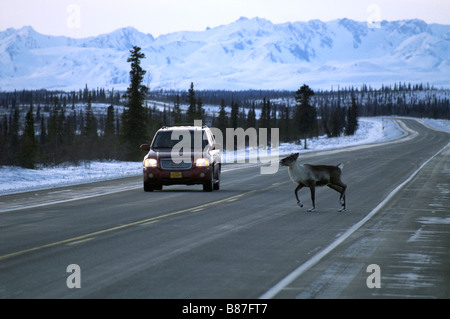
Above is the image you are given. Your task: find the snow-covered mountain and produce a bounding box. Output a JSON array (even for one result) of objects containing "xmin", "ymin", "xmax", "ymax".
[{"xmin": 1, "ymin": 17, "xmax": 449, "ymax": 91}]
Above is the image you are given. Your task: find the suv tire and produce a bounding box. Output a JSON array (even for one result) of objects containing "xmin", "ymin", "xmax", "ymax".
[
  {"xmin": 213, "ymin": 166, "xmax": 220, "ymax": 190},
  {"xmin": 144, "ymin": 182, "xmax": 162, "ymax": 192},
  {"xmin": 203, "ymin": 167, "xmax": 214, "ymax": 192},
  {"xmin": 144, "ymin": 181, "xmax": 154, "ymax": 192}
]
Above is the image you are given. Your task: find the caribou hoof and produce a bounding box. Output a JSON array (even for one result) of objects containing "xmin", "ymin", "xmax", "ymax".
[
  {"xmin": 307, "ymin": 207, "xmax": 316, "ymax": 212},
  {"xmin": 338, "ymin": 208, "xmax": 346, "ymax": 212},
  {"xmin": 297, "ymin": 201, "xmax": 303, "ymax": 208}
]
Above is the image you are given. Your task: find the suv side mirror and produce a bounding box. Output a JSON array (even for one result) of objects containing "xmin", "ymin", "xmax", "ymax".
[{"xmin": 140, "ymin": 144, "xmax": 150, "ymax": 151}]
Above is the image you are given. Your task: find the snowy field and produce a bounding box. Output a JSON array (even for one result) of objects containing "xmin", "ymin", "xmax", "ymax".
[{"xmin": 0, "ymin": 117, "xmax": 448, "ymax": 196}]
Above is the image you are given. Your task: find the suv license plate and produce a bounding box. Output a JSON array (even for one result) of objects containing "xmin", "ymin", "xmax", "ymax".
[{"xmin": 170, "ymin": 172, "xmax": 182, "ymax": 179}]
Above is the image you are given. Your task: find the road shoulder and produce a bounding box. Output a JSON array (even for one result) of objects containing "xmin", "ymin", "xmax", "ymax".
[{"xmin": 276, "ymin": 143, "xmax": 450, "ymax": 298}]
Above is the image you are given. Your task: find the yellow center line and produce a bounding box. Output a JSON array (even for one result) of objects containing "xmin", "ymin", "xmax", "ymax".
[
  {"xmin": 66, "ymin": 237, "xmax": 96, "ymax": 246},
  {"xmin": 0, "ymin": 189, "xmax": 262, "ymax": 261}
]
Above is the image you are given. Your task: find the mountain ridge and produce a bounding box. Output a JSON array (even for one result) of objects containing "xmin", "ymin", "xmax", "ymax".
[{"xmin": 1, "ymin": 17, "xmax": 449, "ymax": 91}]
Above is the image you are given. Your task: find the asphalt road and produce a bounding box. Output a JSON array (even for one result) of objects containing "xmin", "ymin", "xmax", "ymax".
[{"xmin": 0, "ymin": 118, "xmax": 448, "ymax": 299}]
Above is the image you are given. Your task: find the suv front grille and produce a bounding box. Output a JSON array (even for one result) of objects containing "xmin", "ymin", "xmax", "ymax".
[{"xmin": 160, "ymin": 159, "xmax": 193, "ymax": 170}]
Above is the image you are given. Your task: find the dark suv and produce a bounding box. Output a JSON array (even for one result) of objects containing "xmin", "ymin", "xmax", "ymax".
[{"xmin": 140, "ymin": 125, "xmax": 221, "ymax": 192}]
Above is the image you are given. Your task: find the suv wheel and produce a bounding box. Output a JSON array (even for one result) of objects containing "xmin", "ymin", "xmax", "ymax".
[
  {"xmin": 213, "ymin": 166, "xmax": 220, "ymax": 190},
  {"xmin": 144, "ymin": 182, "xmax": 163, "ymax": 192},
  {"xmin": 203, "ymin": 168, "xmax": 214, "ymax": 192},
  {"xmin": 144, "ymin": 181, "xmax": 153, "ymax": 192}
]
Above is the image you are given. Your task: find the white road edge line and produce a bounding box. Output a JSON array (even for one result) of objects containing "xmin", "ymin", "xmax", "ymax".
[{"xmin": 259, "ymin": 141, "xmax": 450, "ymax": 299}]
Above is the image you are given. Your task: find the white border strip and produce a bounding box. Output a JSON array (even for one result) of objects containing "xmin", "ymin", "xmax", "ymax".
[{"xmin": 259, "ymin": 141, "xmax": 450, "ymax": 299}]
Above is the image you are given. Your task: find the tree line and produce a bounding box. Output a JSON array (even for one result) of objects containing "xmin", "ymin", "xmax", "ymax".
[
  {"xmin": 0, "ymin": 86, "xmax": 123, "ymax": 109},
  {"xmin": 0, "ymin": 81, "xmax": 357, "ymax": 168}
]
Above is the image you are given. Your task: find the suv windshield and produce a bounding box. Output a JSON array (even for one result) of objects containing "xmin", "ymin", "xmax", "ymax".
[{"xmin": 152, "ymin": 130, "xmax": 209, "ymax": 150}]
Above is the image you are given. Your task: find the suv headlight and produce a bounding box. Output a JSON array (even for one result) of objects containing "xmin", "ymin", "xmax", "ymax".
[
  {"xmin": 196, "ymin": 158, "xmax": 210, "ymax": 167},
  {"xmin": 144, "ymin": 158, "xmax": 157, "ymax": 168}
]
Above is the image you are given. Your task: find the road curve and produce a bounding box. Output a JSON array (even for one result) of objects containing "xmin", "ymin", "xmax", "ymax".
[{"xmin": 0, "ymin": 118, "xmax": 448, "ymax": 299}]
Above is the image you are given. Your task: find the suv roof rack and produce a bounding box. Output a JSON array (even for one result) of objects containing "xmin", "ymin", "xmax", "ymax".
[{"xmin": 161, "ymin": 124, "xmax": 209, "ymax": 129}]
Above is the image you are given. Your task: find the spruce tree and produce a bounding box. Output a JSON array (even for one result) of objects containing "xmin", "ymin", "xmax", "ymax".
[
  {"xmin": 217, "ymin": 98, "xmax": 228, "ymax": 133},
  {"xmin": 345, "ymin": 97, "xmax": 359, "ymax": 135},
  {"xmin": 270, "ymin": 103, "xmax": 277, "ymax": 128},
  {"xmin": 104, "ymin": 104, "xmax": 116, "ymax": 139},
  {"xmin": 0, "ymin": 115, "xmax": 8, "ymax": 165},
  {"xmin": 121, "ymin": 46, "xmax": 149, "ymax": 160},
  {"xmin": 294, "ymin": 84, "xmax": 317, "ymax": 148},
  {"xmin": 330, "ymin": 104, "xmax": 344, "ymax": 137},
  {"xmin": 81, "ymin": 94, "xmax": 98, "ymax": 160},
  {"xmin": 37, "ymin": 115, "xmax": 46, "ymax": 164},
  {"xmin": 186, "ymin": 82, "xmax": 196, "ymax": 124},
  {"xmin": 230, "ymin": 101, "xmax": 239, "ymax": 129},
  {"xmin": 172, "ymin": 95, "xmax": 183, "ymax": 124},
  {"xmin": 258, "ymin": 98, "xmax": 273, "ymax": 145},
  {"xmin": 64, "ymin": 110, "xmax": 78, "ymax": 162},
  {"xmin": 246, "ymin": 103, "xmax": 256, "ymax": 129},
  {"xmin": 82, "ymin": 94, "xmax": 98, "ymax": 139},
  {"xmin": 8, "ymin": 108, "xmax": 20, "ymax": 164},
  {"xmin": 19, "ymin": 103, "xmax": 37, "ymax": 169},
  {"xmin": 258, "ymin": 98, "xmax": 270, "ymax": 129},
  {"xmin": 238, "ymin": 105, "xmax": 247, "ymax": 128},
  {"xmin": 46, "ymin": 99, "xmax": 65, "ymax": 165},
  {"xmin": 280, "ymin": 106, "xmax": 291, "ymax": 142},
  {"xmin": 196, "ymin": 97, "xmax": 205, "ymax": 122},
  {"xmin": 103, "ymin": 103, "xmax": 118, "ymax": 159}
]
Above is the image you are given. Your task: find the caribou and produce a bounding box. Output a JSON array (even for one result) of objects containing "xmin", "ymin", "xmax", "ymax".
[{"xmin": 280, "ymin": 153, "xmax": 347, "ymax": 212}]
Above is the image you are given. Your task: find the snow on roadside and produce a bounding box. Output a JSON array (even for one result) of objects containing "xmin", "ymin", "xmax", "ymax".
[
  {"xmin": 0, "ymin": 117, "xmax": 447, "ymax": 196},
  {"xmin": 0, "ymin": 161, "xmax": 141, "ymax": 196},
  {"xmin": 220, "ymin": 117, "xmax": 405, "ymax": 163},
  {"xmin": 279, "ymin": 117, "xmax": 406, "ymax": 154},
  {"xmin": 418, "ymin": 118, "xmax": 450, "ymax": 133}
]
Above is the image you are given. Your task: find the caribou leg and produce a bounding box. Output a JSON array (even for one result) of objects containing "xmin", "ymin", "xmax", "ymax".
[
  {"xmin": 307, "ymin": 185, "xmax": 316, "ymax": 212},
  {"xmin": 328, "ymin": 183, "xmax": 347, "ymax": 212},
  {"xmin": 294, "ymin": 184, "xmax": 304, "ymax": 208}
]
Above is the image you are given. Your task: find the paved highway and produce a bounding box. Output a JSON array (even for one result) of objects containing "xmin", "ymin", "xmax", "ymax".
[{"xmin": 0, "ymin": 118, "xmax": 448, "ymax": 299}]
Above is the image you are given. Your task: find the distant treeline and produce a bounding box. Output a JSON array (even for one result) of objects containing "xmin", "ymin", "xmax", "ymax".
[
  {"xmin": 151, "ymin": 82, "xmax": 449, "ymax": 119},
  {"xmin": 0, "ymin": 85, "xmax": 123, "ymax": 109},
  {"xmin": 0, "ymin": 82, "xmax": 448, "ymax": 168}
]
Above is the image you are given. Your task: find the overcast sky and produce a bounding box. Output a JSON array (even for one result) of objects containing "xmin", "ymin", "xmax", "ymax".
[{"xmin": 1, "ymin": 0, "xmax": 449, "ymax": 38}]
